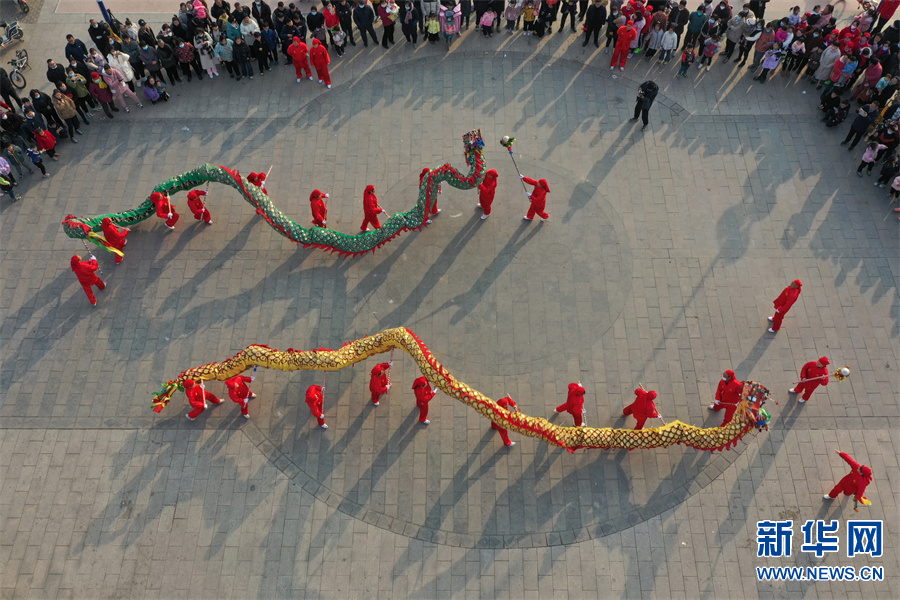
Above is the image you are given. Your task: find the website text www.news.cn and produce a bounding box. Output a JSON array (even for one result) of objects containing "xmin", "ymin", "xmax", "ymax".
[{"xmin": 756, "ymin": 565, "xmax": 885, "ymax": 582}]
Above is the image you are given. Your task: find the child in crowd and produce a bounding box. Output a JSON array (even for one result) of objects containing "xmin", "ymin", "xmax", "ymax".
[
  {"xmin": 26, "ymin": 144, "xmax": 50, "ymax": 178},
  {"xmin": 752, "ymin": 42, "xmax": 784, "ymax": 84},
  {"xmin": 426, "ymin": 13, "xmax": 440, "ymax": 43},
  {"xmin": 875, "ymin": 155, "xmax": 900, "ymax": 188},
  {"xmin": 857, "ymin": 141, "xmax": 888, "ymax": 176},
  {"xmin": 522, "ymin": 1, "xmax": 536, "ymax": 35},
  {"xmin": 34, "ymin": 128, "xmax": 59, "ymax": 160},
  {"xmin": 699, "ymin": 35, "xmax": 721, "ymax": 70},
  {"xmin": 481, "ymin": 7, "xmax": 497, "ymax": 37},
  {"xmin": 333, "ymin": 27, "xmax": 347, "ymax": 57},
  {"xmin": 677, "ymin": 45, "xmax": 695, "ymax": 77},
  {"xmin": 659, "ymin": 24, "xmax": 678, "ymax": 64},
  {"xmin": 505, "ymin": 1, "xmax": 521, "ymax": 34}
]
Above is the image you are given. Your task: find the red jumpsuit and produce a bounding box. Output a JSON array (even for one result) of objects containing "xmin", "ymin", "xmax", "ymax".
[
  {"xmin": 522, "ymin": 176, "xmax": 550, "ymax": 220},
  {"xmin": 793, "ymin": 358, "xmax": 829, "ymax": 401},
  {"xmin": 412, "ymin": 376, "xmax": 435, "ymax": 423},
  {"xmin": 309, "ymin": 39, "xmax": 331, "ymax": 86},
  {"xmin": 151, "ymin": 192, "xmax": 179, "ymax": 228},
  {"xmin": 556, "ymin": 383, "xmax": 586, "ymax": 427},
  {"xmin": 70, "ymin": 255, "xmax": 105, "ymax": 305},
  {"xmin": 419, "ymin": 168, "xmax": 440, "ymax": 216},
  {"xmin": 827, "ymin": 452, "xmax": 873, "ymax": 500},
  {"xmin": 360, "ymin": 185, "xmax": 384, "ymax": 231},
  {"xmin": 101, "ymin": 217, "xmax": 128, "ymax": 264},
  {"xmin": 771, "ymin": 281, "xmax": 802, "ymax": 331},
  {"xmin": 310, "ymin": 189, "xmax": 328, "ymax": 227},
  {"xmin": 492, "ymin": 395, "xmax": 518, "ymax": 446},
  {"xmin": 369, "ymin": 362, "xmax": 390, "ymax": 404},
  {"xmin": 611, "ymin": 24, "xmax": 638, "ymax": 68},
  {"xmin": 226, "ymin": 375, "xmax": 254, "ymax": 417},
  {"xmin": 305, "ymin": 384, "xmax": 326, "ymax": 427},
  {"xmin": 711, "ymin": 372, "xmax": 743, "ymax": 426},
  {"xmin": 184, "ymin": 379, "xmax": 223, "ymax": 420},
  {"xmin": 187, "ymin": 190, "xmax": 212, "ymax": 224},
  {"xmin": 478, "ymin": 169, "xmax": 498, "ymax": 216},
  {"xmin": 622, "ymin": 388, "xmax": 659, "ymax": 430},
  {"xmin": 287, "ymin": 37, "xmax": 312, "ymax": 80}
]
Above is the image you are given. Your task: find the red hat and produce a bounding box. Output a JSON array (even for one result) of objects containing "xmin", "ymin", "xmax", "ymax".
[
  {"xmin": 183, "ymin": 379, "xmax": 196, "ymax": 388},
  {"xmin": 627, "ymin": 20, "xmax": 634, "ymax": 25},
  {"xmin": 724, "ymin": 369, "xmax": 735, "ymax": 379},
  {"xmin": 818, "ymin": 356, "xmax": 830, "ymax": 366},
  {"xmin": 538, "ymin": 179, "xmax": 550, "ymax": 192},
  {"xmin": 484, "ymin": 169, "xmax": 498, "ymax": 179},
  {"xmin": 647, "ymin": 391, "xmax": 657, "ymax": 400},
  {"xmin": 568, "ymin": 382, "xmax": 586, "ymax": 394},
  {"xmin": 860, "ymin": 465, "xmax": 873, "ymax": 477},
  {"xmin": 310, "ymin": 189, "xmax": 324, "ymax": 200},
  {"xmin": 90, "ymin": 72, "xmax": 101, "ymax": 81},
  {"xmin": 792, "ymin": 279, "xmax": 802, "ymax": 287}
]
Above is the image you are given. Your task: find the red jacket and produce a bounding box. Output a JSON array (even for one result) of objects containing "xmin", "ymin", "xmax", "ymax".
[
  {"xmin": 305, "ymin": 384, "xmax": 324, "ymax": 415},
  {"xmin": 615, "ymin": 25, "xmax": 638, "ymax": 49},
  {"xmin": 184, "ymin": 379, "xmax": 220, "ymax": 410},
  {"xmin": 151, "ymin": 192, "xmax": 174, "ymax": 218},
  {"xmin": 412, "ymin": 376, "xmax": 435, "ymax": 406},
  {"xmin": 363, "ymin": 185, "xmax": 383, "ymax": 217},
  {"xmin": 70, "ymin": 255, "xmax": 101, "ymax": 285},
  {"xmin": 369, "ymin": 363, "xmax": 390, "ymax": 395},
  {"xmin": 773, "ymin": 285, "xmax": 801, "ymax": 313},
  {"xmin": 715, "ymin": 376, "xmax": 743, "ymax": 406},
  {"xmin": 878, "ymin": 0, "xmax": 900, "ymax": 19},
  {"xmin": 324, "ymin": 6, "xmax": 340, "ymax": 28},
  {"xmin": 560, "ymin": 383, "xmax": 586, "ymax": 415},
  {"xmin": 287, "ymin": 38, "xmax": 309, "ymax": 65},
  {"xmin": 187, "ymin": 190, "xmax": 207, "ymax": 215},
  {"xmin": 834, "ymin": 452, "xmax": 873, "ymax": 500},
  {"xmin": 478, "ymin": 169, "xmax": 498, "ymax": 203},
  {"xmin": 226, "ymin": 375, "xmax": 253, "ymax": 403},
  {"xmin": 35, "ymin": 129, "xmax": 57, "ymax": 151},
  {"xmin": 627, "ymin": 388, "xmax": 659, "ymax": 420},
  {"xmin": 800, "ymin": 361, "xmax": 829, "ymax": 387},
  {"xmin": 101, "ymin": 217, "xmax": 128, "ymax": 250},
  {"xmin": 522, "ymin": 176, "xmax": 550, "ymax": 209},
  {"xmin": 310, "ymin": 189, "xmax": 327, "ymax": 223},
  {"xmin": 492, "ymin": 395, "xmax": 517, "ymax": 430},
  {"xmin": 310, "ymin": 39, "xmax": 330, "ymax": 69}
]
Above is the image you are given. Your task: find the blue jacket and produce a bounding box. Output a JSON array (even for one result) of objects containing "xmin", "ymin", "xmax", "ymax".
[{"xmin": 261, "ymin": 27, "xmax": 279, "ymax": 50}]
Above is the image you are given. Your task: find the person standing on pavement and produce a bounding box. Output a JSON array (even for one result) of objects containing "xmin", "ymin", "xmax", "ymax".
[
  {"xmin": 0, "ymin": 171, "xmax": 18, "ymax": 203},
  {"xmin": 309, "ymin": 189, "xmax": 328, "ymax": 227},
  {"xmin": 184, "ymin": 379, "xmax": 224, "ymax": 421},
  {"xmin": 667, "ymin": 0, "xmax": 690, "ymax": 47},
  {"xmin": 309, "ymin": 38, "xmax": 332, "ymax": 87},
  {"xmin": 823, "ymin": 449, "xmax": 873, "ymax": 502},
  {"xmin": 555, "ymin": 382, "xmax": 587, "ymax": 427},
  {"xmin": 629, "ymin": 79, "xmax": 658, "ymax": 130},
  {"xmin": 520, "ymin": 174, "xmax": 550, "ymax": 221},
  {"xmin": 789, "ymin": 356, "xmax": 829, "ymax": 403},
  {"xmin": 70, "ymin": 254, "xmax": 106, "ymax": 305},
  {"xmin": 841, "ymin": 102, "xmax": 880, "ymax": 151},
  {"xmin": 287, "ymin": 36, "xmax": 312, "ymax": 81},
  {"xmin": 101, "ymin": 217, "xmax": 129, "ymax": 263},
  {"xmin": 50, "ymin": 90, "xmax": 83, "ymax": 143},
  {"xmin": 102, "ymin": 64, "xmax": 144, "ymax": 113},
  {"xmin": 610, "ymin": 19, "xmax": 638, "ymax": 70},
  {"xmin": 492, "ymin": 395, "xmax": 518, "ymax": 447},
  {"xmin": 360, "ymin": 184, "xmax": 387, "ymax": 231},
  {"xmin": 337, "ymin": 0, "xmax": 357, "ymax": 45},
  {"xmin": 232, "ymin": 35, "xmax": 254, "ymax": 80},
  {"xmin": 412, "ymin": 376, "xmax": 436, "ymax": 424},
  {"xmin": 305, "ymin": 384, "xmax": 328, "ymax": 428},
  {"xmin": 151, "ymin": 191, "xmax": 180, "ymax": 230},
  {"xmin": 767, "ymin": 278, "xmax": 801, "ymax": 333},
  {"xmin": 354, "ymin": 0, "xmax": 380, "ymax": 47},
  {"xmin": 187, "ymin": 189, "xmax": 213, "ymax": 224},
  {"xmin": 477, "ymin": 168, "xmax": 498, "ymax": 219},
  {"xmin": 227, "ymin": 374, "xmax": 257, "ymax": 419},
  {"xmin": 2, "ymin": 142, "xmax": 32, "ymax": 178},
  {"xmin": 708, "ymin": 370, "xmax": 743, "ymax": 426},
  {"xmin": 369, "ymin": 362, "xmax": 391, "ymax": 405},
  {"xmin": 582, "ymin": 0, "xmax": 607, "ymax": 47},
  {"xmin": 622, "ymin": 388, "xmax": 659, "ymax": 430}
]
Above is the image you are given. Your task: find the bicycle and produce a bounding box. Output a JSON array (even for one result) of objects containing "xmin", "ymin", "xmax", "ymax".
[{"xmin": 7, "ymin": 49, "xmax": 29, "ymax": 89}]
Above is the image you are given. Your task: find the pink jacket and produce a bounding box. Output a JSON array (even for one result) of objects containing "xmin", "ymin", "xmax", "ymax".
[{"xmin": 862, "ymin": 144, "xmax": 887, "ymax": 163}]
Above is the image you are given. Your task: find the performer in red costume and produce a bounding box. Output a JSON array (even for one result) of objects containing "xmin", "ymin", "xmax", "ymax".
[
  {"xmin": 287, "ymin": 37, "xmax": 312, "ymax": 81},
  {"xmin": 70, "ymin": 254, "xmax": 105, "ymax": 306},
  {"xmin": 305, "ymin": 384, "xmax": 328, "ymax": 428},
  {"xmin": 412, "ymin": 376, "xmax": 435, "ymax": 424},
  {"xmin": 492, "ymin": 395, "xmax": 518, "ymax": 447},
  {"xmin": 768, "ymin": 279, "xmax": 802, "ymax": 333},
  {"xmin": 419, "ymin": 167, "xmax": 441, "ymax": 222},
  {"xmin": 184, "ymin": 379, "xmax": 223, "ymax": 421},
  {"xmin": 555, "ymin": 382, "xmax": 586, "ymax": 427},
  {"xmin": 360, "ymin": 184, "xmax": 387, "ymax": 231},
  {"xmin": 789, "ymin": 356, "xmax": 829, "ymax": 402},
  {"xmin": 100, "ymin": 217, "xmax": 129, "ymax": 264},
  {"xmin": 708, "ymin": 370, "xmax": 743, "ymax": 426},
  {"xmin": 622, "ymin": 388, "xmax": 659, "ymax": 430},
  {"xmin": 369, "ymin": 362, "xmax": 391, "ymax": 405},
  {"xmin": 611, "ymin": 20, "xmax": 638, "ymax": 70},
  {"xmin": 247, "ymin": 172, "xmax": 268, "ymax": 193},
  {"xmin": 824, "ymin": 450, "xmax": 873, "ymax": 501},
  {"xmin": 309, "ymin": 39, "xmax": 332, "ymax": 88},
  {"xmin": 477, "ymin": 169, "xmax": 498, "ymax": 219},
  {"xmin": 187, "ymin": 189, "xmax": 212, "ymax": 224},
  {"xmin": 226, "ymin": 374, "xmax": 256, "ymax": 419},
  {"xmin": 309, "ymin": 189, "xmax": 328, "ymax": 227},
  {"xmin": 151, "ymin": 192, "xmax": 179, "ymax": 229},
  {"xmin": 519, "ymin": 174, "xmax": 550, "ymax": 221}
]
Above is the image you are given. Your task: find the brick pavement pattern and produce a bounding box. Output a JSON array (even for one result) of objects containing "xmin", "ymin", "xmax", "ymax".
[{"xmin": 0, "ymin": 1, "xmax": 898, "ymax": 598}]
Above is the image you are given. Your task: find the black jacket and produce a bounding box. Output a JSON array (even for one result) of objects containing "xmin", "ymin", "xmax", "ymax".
[
  {"xmin": 353, "ymin": 5, "xmax": 376, "ymax": 28},
  {"xmin": 585, "ymin": 4, "xmax": 607, "ymax": 28},
  {"xmin": 47, "ymin": 65, "xmax": 68, "ymax": 86},
  {"xmin": 232, "ymin": 40, "xmax": 252, "ymax": 62},
  {"xmin": 637, "ymin": 81, "xmax": 659, "ymax": 109},
  {"xmin": 252, "ymin": 1, "xmax": 273, "ymax": 26}
]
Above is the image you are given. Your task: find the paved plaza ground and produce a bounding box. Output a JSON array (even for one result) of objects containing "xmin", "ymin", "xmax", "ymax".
[{"xmin": 0, "ymin": 0, "xmax": 898, "ymax": 598}]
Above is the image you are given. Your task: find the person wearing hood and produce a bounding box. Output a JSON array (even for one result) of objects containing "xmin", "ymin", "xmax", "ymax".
[
  {"xmin": 412, "ymin": 376, "xmax": 436, "ymax": 424},
  {"xmin": 187, "ymin": 189, "xmax": 213, "ymax": 224},
  {"xmin": 71, "ymin": 254, "xmax": 106, "ymax": 306},
  {"xmin": 369, "ymin": 362, "xmax": 391, "ymax": 405},
  {"xmin": 519, "ymin": 173, "xmax": 550, "ymax": 221},
  {"xmin": 151, "ymin": 191, "xmax": 180, "ymax": 229},
  {"xmin": 789, "ymin": 356, "xmax": 830, "ymax": 402},
  {"xmin": 623, "ymin": 387, "xmax": 659, "ymax": 430},
  {"xmin": 309, "ymin": 38, "xmax": 332, "ymax": 87},
  {"xmin": 492, "ymin": 396, "xmax": 518, "ymax": 447},
  {"xmin": 227, "ymin": 374, "xmax": 256, "ymax": 419},
  {"xmin": 184, "ymin": 379, "xmax": 224, "ymax": 421},
  {"xmin": 287, "ymin": 36, "xmax": 312, "ymax": 81},
  {"xmin": 555, "ymin": 382, "xmax": 586, "ymax": 427},
  {"xmin": 101, "ymin": 217, "xmax": 129, "ymax": 263},
  {"xmin": 477, "ymin": 169, "xmax": 498, "ymax": 218},
  {"xmin": 824, "ymin": 450, "xmax": 873, "ymax": 502},
  {"xmin": 309, "ymin": 189, "xmax": 328, "ymax": 226},
  {"xmin": 768, "ymin": 279, "xmax": 801, "ymax": 332},
  {"xmin": 360, "ymin": 184, "xmax": 387, "ymax": 230},
  {"xmin": 305, "ymin": 384, "xmax": 328, "ymax": 428},
  {"xmin": 708, "ymin": 370, "xmax": 743, "ymax": 426}
]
